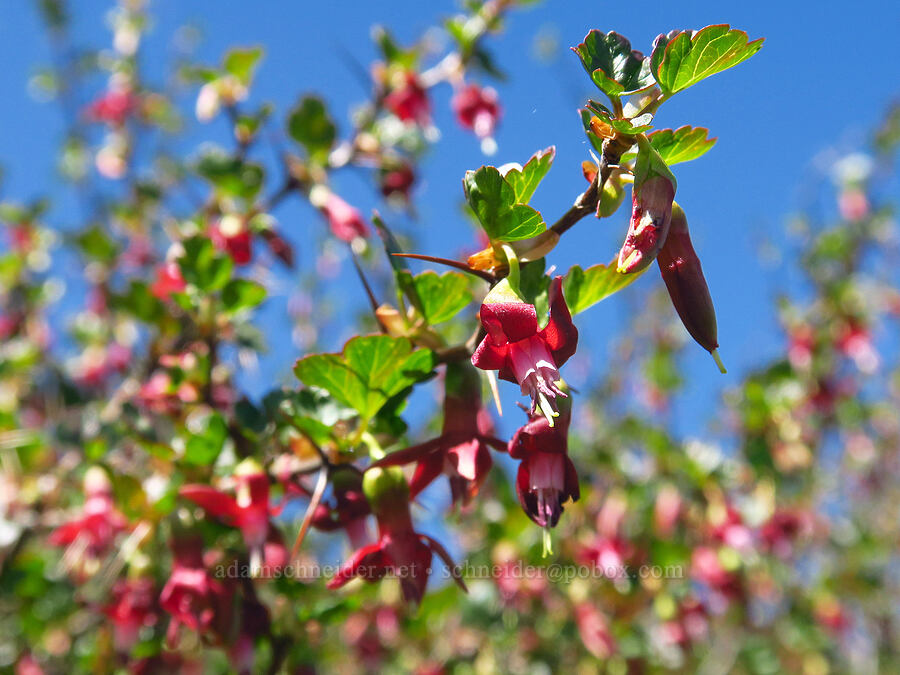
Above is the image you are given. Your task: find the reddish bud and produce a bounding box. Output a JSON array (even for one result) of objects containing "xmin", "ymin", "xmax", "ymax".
[
  {"xmin": 384, "ymin": 72, "xmax": 430, "ymax": 126},
  {"xmin": 656, "ymin": 203, "xmax": 721, "ymax": 359},
  {"xmin": 617, "ymin": 137, "xmax": 676, "ymax": 274}
]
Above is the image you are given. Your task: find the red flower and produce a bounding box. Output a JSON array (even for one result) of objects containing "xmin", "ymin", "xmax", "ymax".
[
  {"xmin": 575, "ymin": 603, "xmax": 616, "ymax": 659},
  {"xmin": 320, "ymin": 192, "xmax": 370, "ymax": 242},
  {"xmin": 104, "ymin": 578, "xmax": 158, "ymax": 652},
  {"xmin": 379, "ymin": 163, "xmax": 416, "ymax": 201},
  {"xmin": 180, "ymin": 462, "xmax": 286, "ymax": 574},
  {"xmin": 472, "ymin": 276, "xmax": 577, "ymax": 422},
  {"xmin": 508, "ymin": 397, "xmax": 579, "ymax": 529},
  {"xmin": 374, "ymin": 363, "xmax": 505, "ymax": 506},
  {"xmin": 209, "ymin": 217, "xmax": 253, "ymax": 265},
  {"xmin": 86, "ymin": 89, "xmax": 136, "ymax": 126},
  {"xmin": 690, "ymin": 546, "xmax": 741, "ymax": 600},
  {"xmin": 760, "ymin": 509, "xmax": 811, "ymax": 558},
  {"xmin": 384, "ymin": 72, "xmax": 430, "ymax": 126},
  {"xmin": 49, "ymin": 467, "xmax": 127, "ymax": 557},
  {"xmin": 327, "ymin": 467, "xmax": 465, "ymax": 604},
  {"xmin": 452, "ymin": 84, "xmax": 501, "ymax": 140},
  {"xmin": 159, "ymin": 535, "xmax": 228, "ymax": 647},
  {"xmin": 150, "ymin": 261, "xmax": 186, "ymax": 300}
]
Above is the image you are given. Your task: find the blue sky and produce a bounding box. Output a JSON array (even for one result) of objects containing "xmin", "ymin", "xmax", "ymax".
[{"xmin": 1, "ymin": 0, "xmax": 899, "ymax": 447}]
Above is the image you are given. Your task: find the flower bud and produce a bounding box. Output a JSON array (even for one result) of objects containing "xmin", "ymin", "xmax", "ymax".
[
  {"xmin": 598, "ymin": 176, "xmax": 626, "ymax": 218},
  {"xmin": 617, "ymin": 137, "xmax": 676, "ymax": 274},
  {"xmin": 657, "ymin": 203, "xmax": 721, "ymax": 359}
]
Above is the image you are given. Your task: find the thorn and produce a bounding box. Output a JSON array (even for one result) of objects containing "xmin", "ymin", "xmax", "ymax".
[
  {"xmin": 711, "ymin": 349, "xmax": 727, "ymax": 374},
  {"xmin": 391, "ymin": 253, "xmax": 495, "ymax": 282}
]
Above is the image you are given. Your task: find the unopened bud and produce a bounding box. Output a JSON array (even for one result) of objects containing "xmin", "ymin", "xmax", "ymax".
[
  {"xmin": 617, "ymin": 137, "xmax": 676, "ymax": 274},
  {"xmin": 657, "ymin": 203, "xmax": 721, "ymax": 362}
]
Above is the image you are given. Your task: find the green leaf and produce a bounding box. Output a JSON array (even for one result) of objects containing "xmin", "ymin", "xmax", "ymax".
[
  {"xmin": 194, "ymin": 148, "xmax": 264, "ymax": 201},
  {"xmin": 463, "ymin": 166, "xmax": 546, "ymax": 242},
  {"xmin": 223, "ymin": 46, "xmax": 263, "ymax": 86},
  {"xmin": 372, "ymin": 26, "xmax": 417, "ymax": 68},
  {"xmin": 412, "ymin": 271, "xmax": 473, "ymax": 324},
  {"xmin": 222, "ymin": 279, "xmax": 266, "ymax": 313},
  {"xmin": 563, "ymin": 261, "xmax": 647, "ymax": 314},
  {"xmin": 288, "ymin": 96, "xmax": 337, "ymax": 163},
  {"xmin": 180, "ymin": 236, "xmax": 233, "ymax": 293},
  {"xmin": 503, "ymin": 147, "xmax": 555, "ymax": 205},
  {"xmin": 651, "ymin": 25, "xmax": 764, "ymax": 95},
  {"xmin": 75, "ymin": 225, "xmax": 119, "ymax": 264},
  {"xmin": 573, "ymin": 30, "xmax": 655, "ymax": 99},
  {"xmin": 294, "ymin": 336, "xmax": 434, "ymax": 422},
  {"xmin": 648, "ymin": 126, "xmax": 717, "ymax": 165},
  {"xmin": 111, "ymin": 281, "xmax": 164, "ymax": 322},
  {"xmin": 183, "ymin": 411, "xmax": 228, "ymax": 466}
]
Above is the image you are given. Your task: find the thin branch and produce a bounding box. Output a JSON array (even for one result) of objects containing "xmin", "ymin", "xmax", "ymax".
[{"xmin": 350, "ymin": 248, "xmax": 378, "ymax": 319}]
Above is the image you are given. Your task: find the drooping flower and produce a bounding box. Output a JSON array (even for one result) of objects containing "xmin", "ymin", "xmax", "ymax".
[
  {"xmin": 384, "ymin": 72, "xmax": 430, "ymax": 127},
  {"xmin": 311, "ymin": 187, "xmax": 370, "ymax": 242},
  {"xmin": 327, "ymin": 467, "xmax": 465, "ymax": 604},
  {"xmin": 209, "ymin": 215, "xmax": 253, "ymax": 265},
  {"xmin": 86, "ymin": 89, "xmax": 137, "ymax": 127},
  {"xmin": 49, "ymin": 466, "xmax": 128, "ymax": 562},
  {"xmin": 452, "ymin": 84, "xmax": 501, "ymax": 151},
  {"xmin": 179, "ymin": 459, "xmax": 287, "ymax": 575},
  {"xmin": 374, "ymin": 362, "xmax": 505, "ymax": 506},
  {"xmin": 159, "ymin": 534, "xmax": 228, "ymax": 647},
  {"xmin": 379, "ymin": 162, "xmax": 416, "ymax": 202},
  {"xmin": 508, "ymin": 391, "xmax": 579, "ymax": 533},
  {"xmin": 150, "ymin": 261, "xmax": 186, "ymax": 300},
  {"xmin": 103, "ymin": 577, "xmax": 158, "ymax": 652},
  {"xmin": 575, "ymin": 603, "xmax": 617, "ymax": 659},
  {"xmin": 760, "ymin": 509, "xmax": 812, "ymax": 558},
  {"xmin": 472, "ymin": 276, "xmax": 577, "ymax": 424}
]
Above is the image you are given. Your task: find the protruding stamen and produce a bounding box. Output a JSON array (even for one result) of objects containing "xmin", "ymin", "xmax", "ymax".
[{"xmin": 542, "ymin": 527, "xmax": 553, "ymax": 557}]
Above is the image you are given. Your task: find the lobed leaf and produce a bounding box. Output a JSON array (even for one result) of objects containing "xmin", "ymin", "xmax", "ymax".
[
  {"xmin": 648, "ymin": 126, "xmax": 717, "ymax": 165},
  {"xmin": 651, "ymin": 25, "xmax": 764, "ymax": 95},
  {"xmin": 223, "ymin": 46, "xmax": 264, "ymax": 86},
  {"xmin": 572, "ymin": 30, "xmax": 655, "ymax": 99},
  {"xmin": 288, "ymin": 95, "xmax": 337, "ymax": 164},
  {"xmin": 463, "ymin": 166, "xmax": 546, "ymax": 242},
  {"xmin": 294, "ymin": 335, "xmax": 434, "ymax": 422},
  {"xmin": 502, "ymin": 147, "xmax": 555, "ymax": 205},
  {"xmin": 412, "ymin": 271, "xmax": 473, "ymax": 325},
  {"xmin": 222, "ymin": 279, "xmax": 266, "ymax": 314}
]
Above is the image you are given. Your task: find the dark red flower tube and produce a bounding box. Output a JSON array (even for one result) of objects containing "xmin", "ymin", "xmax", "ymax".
[
  {"xmin": 508, "ymin": 390, "xmax": 579, "ymax": 534},
  {"xmin": 656, "ymin": 202, "xmax": 722, "ymax": 367},
  {"xmin": 327, "ymin": 467, "xmax": 465, "ymax": 605}
]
